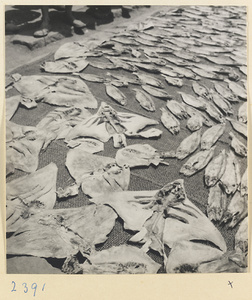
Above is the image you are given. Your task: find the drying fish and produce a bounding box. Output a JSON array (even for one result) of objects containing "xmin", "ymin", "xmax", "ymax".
[
  {"xmin": 66, "ymin": 139, "xmax": 104, "ymax": 153},
  {"xmin": 66, "ymin": 150, "xmax": 130, "ymax": 197},
  {"xmin": 228, "ymin": 69, "xmax": 240, "ymax": 81},
  {"xmin": 207, "ymin": 183, "xmax": 227, "ymax": 221},
  {"xmin": 126, "ymin": 128, "xmax": 163, "ymax": 139},
  {"xmin": 193, "ymin": 62, "xmax": 232, "ymax": 75},
  {"xmin": 165, "ymin": 240, "xmax": 224, "ymax": 273},
  {"xmin": 179, "ymin": 92, "xmax": 207, "ymax": 110},
  {"xmin": 180, "ymin": 147, "xmax": 215, "ymax": 177},
  {"xmin": 112, "ymin": 133, "xmax": 127, "ymax": 148},
  {"xmin": 79, "ymin": 73, "xmax": 106, "ymax": 83},
  {"xmin": 166, "ymin": 100, "xmax": 188, "ymax": 119},
  {"xmin": 240, "ymin": 168, "xmax": 248, "ymax": 197},
  {"xmin": 173, "ymin": 51, "xmax": 200, "ymax": 63},
  {"xmin": 56, "ymin": 183, "xmax": 79, "ymax": 199},
  {"xmin": 227, "ymin": 118, "xmax": 247, "ymax": 138},
  {"xmin": 162, "ymin": 74, "xmax": 183, "ymax": 87},
  {"xmin": 142, "ymin": 85, "xmax": 172, "ymax": 99},
  {"xmin": 204, "ymin": 100, "xmax": 225, "ymax": 123},
  {"xmin": 6, "ymin": 163, "xmax": 58, "ymax": 232},
  {"xmin": 209, "ymin": 89, "xmax": 233, "ymax": 115},
  {"xmin": 201, "ymin": 124, "xmax": 225, "ymax": 150},
  {"xmin": 229, "ymin": 132, "xmax": 247, "ymax": 157},
  {"xmin": 185, "ymin": 105, "xmax": 215, "ymax": 127},
  {"xmin": 186, "ymin": 114, "xmax": 203, "ymax": 132},
  {"xmin": 144, "ymin": 55, "xmax": 167, "ymax": 66},
  {"xmin": 239, "ymin": 66, "xmax": 247, "ymax": 75},
  {"xmin": 6, "ymin": 95, "xmax": 21, "ymax": 120},
  {"xmin": 89, "ymin": 61, "xmax": 118, "ymax": 70},
  {"xmin": 7, "ymin": 204, "xmax": 117, "ymax": 259},
  {"xmin": 238, "ymin": 102, "xmax": 247, "ymax": 123},
  {"xmin": 220, "ymin": 151, "xmax": 241, "ymax": 195},
  {"xmin": 214, "ymin": 82, "xmax": 239, "ymax": 103},
  {"xmin": 110, "ymin": 80, "xmax": 128, "ymax": 88},
  {"xmin": 133, "ymin": 88, "xmax": 155, "ymax": 112},
  {"xmin": 111, "ymin": 37, "xmax": 139, "ymax": 46},
  {"xmin": 222, "ymin": 190, "xmax": 247, "ymax": 228},
  {"xmin": 235, "ymin": 217, "xmax": 248, "ymax": 255},
  {"xmin": 159, "ymin": 66, "xmax": 182, "ymax": 77},
  {"xmin": 137, "ymin": 32, "xmax": 160, "ymax": 42},
  {"xmin": 41, "ymin": 58, "xmax": 89, "ymax": 74},
  {"xmin": 176, "ymin": 130, "xmax": 201, "ymax": 160},
  {"xmin": 192, "ymin": 82, "xmax": 212, "ymax": 100},
  {"xmin": 76, "ymin": 245, "xmax": 161, "ymax": 274},
  {"xmin": 108, "ymin": 72, "xmax": 140, "ymax": 85},
  {"xmin": 105, "ymin": 84, "xmax": 127, "ymax": 105},
  {"xmin": 226, "ymin": 80, "xmax": 247, "ymax": 100},
  {"xmin": 201, "ymin": 55, "xmax": 240, "ymax": 66},
  {"xmin": 106, "ymin": 57, "xmax": 138, "ymax": 72},
  {"xmin": 163, "ymin": 56, "xmax": 189, "ymax": 67},
  {"xmin": 141, "ymin": 47, "xmax": 159, "ymax": 57},
  {"xmin": 14, "ymin": 75, "xmax": 98, "ymax": 109},
  {"xmin": 169, "ymin": 66, "xmax": 200, "ymax": 80},
  {"xmin": 204, "ymin": 149, "xmax": 226, "ymax": 187},
  {"xmin": 130, "ymin": 47, "xmax": 141, "ymax": 58},
  {"xmin": 189, "ymin": 67, "xmax": 224, "ymax": 80},
  {"xmin": 160, "ymin": 107, "xmax": 180, "ymax": 134},
  {"xmin": 133, "ymin": 36, "xmax": 157, "ymax": 47},
  {"xmin": 133, "ymin": 62, "xmax": 159, "ymax": 73},
  {"xmin": 134, "ymin": 72, "xmax": 164, "ymax": 88},
  {"xmin": 116, "ymin": 144, "xmax": 164, "ymax": 167}
]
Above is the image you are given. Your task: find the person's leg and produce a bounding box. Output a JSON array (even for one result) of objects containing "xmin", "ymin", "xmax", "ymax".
[
  {"xmin": 34, "ymin": 6, "xmax": 51, "ymax": 37},
  {"xmin": 65, "ymin": 5, "xmax": 86, "ymax": 28}
]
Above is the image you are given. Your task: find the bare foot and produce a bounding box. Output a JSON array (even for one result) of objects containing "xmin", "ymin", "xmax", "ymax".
[{"xmin": 33, "ymin": 22, "xmax": 52, "ymax": 38}]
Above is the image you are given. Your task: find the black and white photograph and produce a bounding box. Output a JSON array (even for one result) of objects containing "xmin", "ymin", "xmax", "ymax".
[{"xmin": 5, "ymin": 4, "xmax": 248, "ymax": 275}]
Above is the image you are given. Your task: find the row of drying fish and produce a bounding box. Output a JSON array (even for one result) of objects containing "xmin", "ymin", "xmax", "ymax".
[{"xmin": 6, "ymin": 166, "xmax": 248, "ymax": 273}]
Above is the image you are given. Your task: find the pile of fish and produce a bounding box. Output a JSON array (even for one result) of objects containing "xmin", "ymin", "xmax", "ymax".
[{"xmin": 6, "ymin": 5, "xmax": 248, "ymax": 274}]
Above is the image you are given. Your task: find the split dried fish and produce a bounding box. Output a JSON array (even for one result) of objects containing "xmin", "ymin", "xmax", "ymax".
[
  {"xmin": 192, "ymin": 82, "xmax": 212, "ymax": 100},
  {"xmin": 240, "ymin": 168, "xmax": 248, "ymax": 197},
  {"xmin": 189, "ymin": 67, "xmax": 224, "ymax": 80},
  {"xmin": 169, "ymin": 66, "xmax": 200, "ymax": 80},
  {"xmin": 201, "ymin": 124, "xmax": 225, "ymax": 150},
  {"xmin": 105, "ymin": 84, "xmax": 127, "ymax": 106},
  {"xmin": 176, "ymin": 130, "xmax": 201, "ymax": 160},
  {"xmin": 133, "ymin": 88, "xmax": 155, "ymax": 112},
  {"xmin": 238, "ymin": 102, "xmax": 247, "ymax": 123},
  {"xmin": 160, "ymin": 107, "xmax": 180, "ymax": 134},
  {"xmin": 227, "ymin": 118, "xmax": 247, "ymax": 138},
  {"xmin": 207, "ymin": 183, "xmax": 227, "ymax": 221},
  {"xmin": 173, "ymin": 51, "xmax": 200, "ymax": 63},
  {"xmin": 222, "ymin": 190, "xmax": 247, "ymax": 228},
  {"xmin": 107, "ymin": 72, "xmax": 140, "ymax": 85},
  {"xmin": 112, "ymin": 133, "xmax": 127, "ymax": 148},
  {"xmin": 111, "ymin": 37, "xmax": 139, "ymax": 46},
  {"xmin": 133, "ymin": 36, "xmax": 157, "ymax": 47},
  {"xmin": 209, "ymin": 89, "xmax": 233, "ymax": 115},
  {"xmin": 6, "ymin": 95, "xmax": 21, "ymax": 120},
  {"xmin": 133, "ymin": 72, "xmax": 164, "ymax": 88},
  {"xmin": 204, "ymin": 149, "xmax": 227, "ymax": 187},
  {"xmin": 41, "ymin": 58, "xmax": 89, "ymax": 74},
  {"xmin": 166, "ymin": 100, "xmax": 188, "ymax": 119},
  {"xmin": 226, "ymin": 81, "xmax": 246, "ymax": 100},
  {"xmin": 220, "ymin": 151, "xmax": 241, "ymax": 195},
  {"xmin": 235, "ymin": 217, "xmax": 248, "ymax": 255},
  {"xmin": 125, "ymin": 128, "xmax": 163, "ymax": 139},
  {"xmin": 229, "ymin": 132, "xmax": 247, "ymax": 157},
  {"xmin": 162, "ymin": 74, "xmax": 183, "ymax": 87},
  {"xmin": 142, "ymin": 85, "xmax": 172, "ymax": 99},
  {"xmin": 79, "ymin": 73, "xmax": 106, "ymax": 83},
  {"xmin": 159, "ymin": 66, "xmax": 182, "ymax": 77},
  {"xmin": 14, "ymin": 75, "xmax": 98, "ymax": 109},
  {"xmin": 6, "ymin": 163, "xmax": 58, "ymax": 232},
  {"xmin": 115, "ymin": 144, "xmax": 171, "ymax": 168},
  {"xmin": 179, "ymin": 92, "xmax": 207, "ymax": 110},
  {"xmin": 66, "ymin": 139, "xmax": 104, "ymax": 153},
  {"xmin": 214, "ymin": 82, "xmax": 239, "ymax": 103},
  {"xmin": 89, "ymin": 61, "xmax": 118, "ymax": 70},
  {"xmin": 66, "ymin": 150, "xmax": 130, "ymax": 197},
  {"xmin": 7, "ymin": 204, "xmax": 117, "ymax": 258},
  {"xmin": 106, "ymin": 57, "xmax": 138, "ymax": 72},
  {"xmin": 56, "ymin": 183, "xmax": 79, "ymax": 199},
  {"xmin": 145, "ymin": 55, "xmax": 167, "ymax": 66},
  {"xmin": 133, "ymin": 62, "xmax": 159, "ymax": 73},
  {"xmin": 180, "ymin": 147, "xmax": 215, "ymax": 176},
  {"xmin": 130, "ymin": 47, "xmax": 142, "ymax": 58},
  {"xmin": 201, "ymin": 55, "xmax": 240, "ymax": 66},
  {"xmin": 78, "ymin": 245, "xmax": 161, "ymax": 274},
  {"xmin": 204, "ymin": 100, "xmax": 225, "ymax": 123},
  {"xmin": 185, "ymin": 105, "xmax": 215, "ymax": 127}
]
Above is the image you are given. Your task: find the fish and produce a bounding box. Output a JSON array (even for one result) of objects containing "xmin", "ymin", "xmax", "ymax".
[
  {"xmin": 159, "ymin": 66, "xmax": 182, "ymax": 78},
  {"xmin": 222, "ymin": 191, "xmax": 247, "ymax": 228},
  {"xmin": 133, "ymin": 62, "xmax": 160, "ymax": 73},
  {"xmin": 106, "ymin": 57, "xmax": 138, "ymax": 72},
  {"xmin": 163, "ymin": 56, "xmax": 190, "ymax": 67},
  {"xmin": 41, "ymin": 58, "xmax": 89, "ymax": 74},
  {"xmin": 126, "ymin": 128, "xmax": 163, "ymax": 139},
  {"xmin": 170, "ymin": 66, "xmax": 200, "ymax": 80},
  {"xmin": 192, "ymin": 82, "xmax": 212, "ymax": 100},
  {"xmin": 176, "ymin": 130, "xmax": 201, "ymax": 160},
  {"xmin": 173, "ymin": 51, "xmax": 201, "ymax": 63},
  {"xmin": 56, "ymin": 183, "xmax": 79, "ymax": 199},
  {"xmin": 186, "ymin": 114, "xmax": 203, "ymax": 131},
  {"xmin": 235, "ymin": 217, "xmax": 248, "ymax": 256},
  {"xmin": 189, "ymin": 67, "xmax": 224, "ymax": 80},
  {"xmin": 111, "ymin": 37, "xmax": 139, "ymax": 46},
  {"xmin": 239, "ymin": 66, "xmax": 247, "ymax": 75},
  {"xmin": 133, "ymin": 88, "xmax": 155, "ymax": 112},
  {"xmin": 240, "ymin": 168, "xmax": 248, "ymax": 197},
  {"xmin": 107, "ymin": 72, "xmax": 140, "ymax": 85},
  {"xmin": 220, "ymin": 151, "xmax": 241, "ymax": 195},
  {"xmin": 133, "ymin": 36, "xmax": 157, "ymax": 47},
  {"xmin": 133, "ymin": 72, "xmax": 164, "ymax": 88},
  {"xmin": 89, "ymin": 60, "xmax": 118, "ymax": 70},
  {"xmin": 130, "ymin": 47, "xmax": 142, "ymax": 58},
  {"xmin": 161, "ymin": 75, "xmax": 183, "ymax": 87},
  {"xmin": 229, "ymin": 132, "xmax": 247, "ymax": 157},
  {"xmin": 185, "ymin": 105, "xmax": 215, "ymax": 127},
  {"xmin": 112, "ymin": 133, "xmax": 127, "ymax": 148},
  {"xmin": 79, "ymin": 73, "xmax": 105, "ymax": 83},
  {"xmin": 201, "ymin": 55, "xmax": 240, "ymax": 66},
  {"xmin": 110, "ymin": 80, "xmax": 128, "ymax": 88},
  {"xmin": 105, "ymin": 84, "xmax": 127, "ymax": 105},
  {"xmin": 227, "ymin": 118, "xmax": 247, "ymax": 138},
  {"xmin": 238, "ymin": 102, "xmax": 247, "ymax": 123},
  {"xmin": 145, "ymin": 55, "xmax": 167, "ymax": 66},
  {"xmin": 207, "ymin": 183, "xmax": 227, "ymax": 221},
  {"xmin": 226, "ymin": 80, "xmax": 247, "ymax": 100},
  {"xmin": 204, "ymin": 149, "xmax": 227, "ymax": 187},
  {"xmin": 209, "ymin": 89, "xmax": 233, "ymax": 115},
  {"xmin": 180, "ymin": 147, "xmax": 215, "ymax": 176},
  {"xmin": 6, "ymin": 95, "xmax": 21, "ymax": 121},
  {"xmin": 179, "ymin": 92, "xmax": 207, "ymax": 110},
  {"xmin": 166, "ymin": 100, "xmax": 188, "ymax": 119},
  {"xmin": 228, "ymin": 69, "xmax": 240, "ymax": 81},
  {"xmin": 160, "ymin": 107, "xmax": 180, "ymax": 134},
  {"xmin": 201, "ymin": 124, "xmax": 225, "ymax": 150},
  {"xmin": 142, "ymin": 85, "xmax": 172, "ymax": 99},
  {"xmin": 137, "ymin": 32, "xmax": 160, "ymax": 42},
  {"xmin": 204, "ymin": 100, "xmax": 225, "ymax": 123},
  {"xmin": 214, "ymin": 83, "xmax": 239, "ymax": 103}
]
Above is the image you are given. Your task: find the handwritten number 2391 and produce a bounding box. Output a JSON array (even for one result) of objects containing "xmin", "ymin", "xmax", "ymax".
[{"xmin": 11, "ymin": 281, "xmax": 45, "ymax": 296}]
